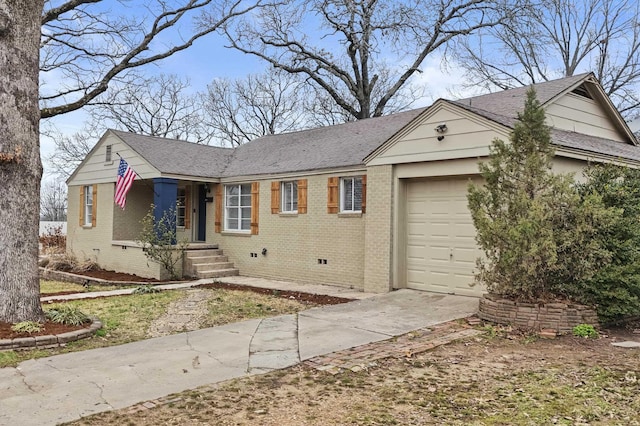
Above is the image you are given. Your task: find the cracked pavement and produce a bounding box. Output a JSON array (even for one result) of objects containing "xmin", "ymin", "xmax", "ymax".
[{"xmin": 0, "ymin": 290, "xmax": 477, "ymax": 425}]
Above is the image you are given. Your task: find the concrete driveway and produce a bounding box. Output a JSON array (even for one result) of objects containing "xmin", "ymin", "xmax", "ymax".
[{"xmin": 0, "ymin": 289, "xmax": 477, "ymax": 425}]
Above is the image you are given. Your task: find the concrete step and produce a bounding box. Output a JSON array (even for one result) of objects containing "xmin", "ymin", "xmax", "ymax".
[
  {"xmin": 186, "ymin": 255, "xmax": 228, "ymax": 265},
  {"xmin": 185, "ymin": 249, "xmax": 223, "ymax": 258},
  {"xmin": 196, "ymin": 268, "xmax": 240, "ymax": 279},
  {"xmin": 192, "ymin": 262, "xmax": 235, "ymax": 272},
  {"xmin": 185, "ymin": 244, "xmax": 218, "ymax": 250}
]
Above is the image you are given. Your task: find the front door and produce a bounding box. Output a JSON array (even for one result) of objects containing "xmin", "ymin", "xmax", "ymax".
[{"xmin": 197, "ymin": 184, "xmax": 207, "ymax": 241}]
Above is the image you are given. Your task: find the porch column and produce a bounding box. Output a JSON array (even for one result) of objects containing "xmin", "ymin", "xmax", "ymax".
[{"xmin": 152, "ymin": 177, "xmax": 178, "ymax": 243}]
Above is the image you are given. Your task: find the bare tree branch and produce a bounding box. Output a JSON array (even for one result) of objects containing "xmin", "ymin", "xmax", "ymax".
[
  {"xmin": 203, "ymin": 70, "xmax": 309, "ymax": 145},
  {"xmin": 453, "ymin": 0, "xmax": 640, "ymax": 118},
  {"xmin": 223, "ymin": 0, "xmax": 508, "ymax": 120},
  {"xmin": 40, "ymin": 0, "xmax": 269, "ymax": 118}
]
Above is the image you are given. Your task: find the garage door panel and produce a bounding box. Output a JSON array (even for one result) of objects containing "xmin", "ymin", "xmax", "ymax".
[{"xmin": 405, "ymin": 177, "xmax": 484, "ymax": 297}]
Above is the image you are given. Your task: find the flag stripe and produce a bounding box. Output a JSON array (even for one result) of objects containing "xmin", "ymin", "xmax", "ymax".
[{"xmin": 114, "ymin": 158, "xmax": 137, "ymax": 209}]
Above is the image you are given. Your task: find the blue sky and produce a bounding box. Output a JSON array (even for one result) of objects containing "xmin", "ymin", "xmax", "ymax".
[{"xmin": 40, "ymin": 1, "xmax": 470, "ymax": 178}]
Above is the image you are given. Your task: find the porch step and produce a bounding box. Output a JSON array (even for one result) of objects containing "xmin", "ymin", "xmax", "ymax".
[
  {"xmin": 183, "ymin": 248, "xmax": 239, "ymax": 279},
  {"xmin": 185, "ymin": 249, "xmax": 223, "ymax": 258},
  {"xmin": 192, "ymin": 262, "xmax": 235, "ymax": 272},
  {"xmin": 197, "ymin": 268, "xmax": 240, "ymax": 279}
]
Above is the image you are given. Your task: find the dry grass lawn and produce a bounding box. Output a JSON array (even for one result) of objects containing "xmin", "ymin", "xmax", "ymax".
[{"xmin": 69, "ymin": 330, "xmax": 640, "ymax": 426}]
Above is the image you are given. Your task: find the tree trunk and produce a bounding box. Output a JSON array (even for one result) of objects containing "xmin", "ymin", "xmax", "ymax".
[{"xmin": 0, "ymin": 1, "xmax": 45, "ymax": 323}]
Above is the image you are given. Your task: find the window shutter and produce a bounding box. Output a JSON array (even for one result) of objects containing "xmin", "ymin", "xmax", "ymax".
[
  {"xmin": 361, "ymin": 175, "xmax": 367, "ymax": 214},
  {"xmin": 298, "ymin": 179, "xmax": 307, "ymax": 214},
  {"xmin": 327, "ymin": 177, "xmax": 339, "ymax": 214},
  {"xmin": 251, "ymin": 182, "xmax": 259, "ymax": 235},
  {"xmin": 79, "ymin": 186, "xmax": 85, "ymax": 226},
  {"xmin": 91, "ymin": 184, "xmax": 98, "ymax": 227},
  {"xmin": 184, "ymin": 190, "xmax": 191, "ymax": 229},
  {"xmin": 214, "ymin": 184, "xmax": 222, "ymax": 233},
  {"xmin": 271, "ymin": 181, "xmax": 280, "ymax": 214}
]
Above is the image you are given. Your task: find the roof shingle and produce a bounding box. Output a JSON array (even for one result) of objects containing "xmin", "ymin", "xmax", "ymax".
[{"xmin": 111, "ymin": 73, "xmax": 640, "ymax": 179}]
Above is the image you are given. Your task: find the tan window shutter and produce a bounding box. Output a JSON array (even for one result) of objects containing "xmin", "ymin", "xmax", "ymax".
[
  {"xmin": 327, "ymin": 177, "xmax": 339, "ymax": 214},
  {"xmin": 271, "ymin": 181, "xmax": 280, "ymax": 214},
  {"xmin": 184, "ymin": 190, "xmax": 191, "ymax": 229},
  {"xmin": 361, "ymin": 175, "xmax": 367, "ymax": 214},
  {"xmin": 79, "ymin": 186, "xmax": 85, "ymax": 226},
  {"xmin": 251, "ymin": 182, "xmax": 259, "ymax": 235},
  {"xmin": 91, "ymin": 184, "xmax": 98, "ymax": 227},
  {"xmin": 214, "ymin": 185, "xmax": 222, "ymax": 233},
  {"xmin": 298, "ymin": 179, "xmax": 308, "ymax": 214}
]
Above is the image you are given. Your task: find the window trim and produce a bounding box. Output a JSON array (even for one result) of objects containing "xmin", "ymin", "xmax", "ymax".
[
  {"xmin": 280, "ymin": 180, "xmax": 298, "ymax": 213},
  {"xmin": 176, "ymin": 187, "xmax": 186, "ymax": 228},
  {"xmin": 340, "ymin": 176, "xmax": 363, "ymax": 213},
  {"xmin": 105, "ymin": 145, "xmax": 112, "ymax": 163},
  {"xmin": 224, "ymin": 183, "xmax": 252, "ymax": 232},
  {"xmin": 83, "ymin": 185, "xmax": 93, "ymax": 226}
]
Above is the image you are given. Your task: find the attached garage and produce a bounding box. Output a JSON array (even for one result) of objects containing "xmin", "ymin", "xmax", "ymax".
[{"xmin": 405, "ymin": 177, "xmax": 485, "ymax": 297}]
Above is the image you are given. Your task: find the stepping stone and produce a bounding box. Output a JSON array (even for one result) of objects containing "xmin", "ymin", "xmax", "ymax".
[{"xmin": 611, "ymin": 341, "xmax": 640, "ymax": 348}]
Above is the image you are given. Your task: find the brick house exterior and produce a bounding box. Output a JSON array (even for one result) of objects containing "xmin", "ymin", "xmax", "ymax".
[{"xmin": 67, "ymin": 74, "xmax": 640, "ymax": 294}]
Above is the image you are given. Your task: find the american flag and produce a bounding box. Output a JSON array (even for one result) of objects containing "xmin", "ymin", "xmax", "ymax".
[{"xmin": 114, "ymin": 158, "xmax": 136, "ymax": 209}]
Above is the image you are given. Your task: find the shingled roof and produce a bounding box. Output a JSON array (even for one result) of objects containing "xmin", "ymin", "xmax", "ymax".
[
  {"xmin": 449, "ymin": 73, "xmax": 640, "ymax": 161},
  {"xmin": 112, "ymin": 108, "xmax": 425, "ymax": 178},
  {"xmin": 111, "ymin": 130, "xmax": 233, "ymax": 178},
  {"xmin": 110, "ymin": 73, "xmax": 640, "ymax": 179},
  {"xmin": 222, "ymin": 108, "xmax": 425, "ymax": 177}
]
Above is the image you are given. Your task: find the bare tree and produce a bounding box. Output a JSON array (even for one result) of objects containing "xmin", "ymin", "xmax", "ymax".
[
  {"xmin": 203, "ymin": 70, "xmax": 309, "ymax": 145},
  {"xmin": 44, "ymin": 122, "xmax": 98, "ymax": 178},
  {"xmin": 40, "ymin": 179, "xmax": 67, "ymax": 221},
  {"xmin": 223, "ymin": 0, "xmax": 507, "ymax": 120},
  {"xmin": 0, "ymin": 0, "xmax": 46, "ymax": 322},
  {"xmin": 0, "ymin": 0, "xmax": 266, "ymax": 322},
  {"xmin": 91, "ymin": 74, "xmax": 212, "ymax": 142},
  {"xmin": 46, "ymin": 74, "xmax": 212, "ymax": 177},
  {"xmin": 40, "ymin": 0, "xmax": 268, "ymax": 118},
  {"xmin": 453, "ymin": 0, "xmax": 640, "ymax": 117}
]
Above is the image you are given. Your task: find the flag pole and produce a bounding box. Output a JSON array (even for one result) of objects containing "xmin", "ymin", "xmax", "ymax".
[{"xmin": 116, "ymin": 152, "xmax": 160, "ymax": 198}]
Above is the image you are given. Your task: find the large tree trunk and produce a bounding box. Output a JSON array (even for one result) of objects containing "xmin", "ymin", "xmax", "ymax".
[{"xmin": 0, "ymin": 1, "xmax": 45, "ymax": 323}]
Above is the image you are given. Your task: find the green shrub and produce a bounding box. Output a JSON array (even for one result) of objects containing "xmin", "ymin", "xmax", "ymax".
[
  {"xmin": 468, "ymin": 88, "xmax": 616, "ymax": 302},
  {"xmin": 132, "ymin": 285, "xmax": 161, "ymax": 294},
  {"xmin": 137, "ymin": 205, "xmax": 188, "ymax": 280},
  {"xmin": 46, "ymin": 305, "xmax": 90, "ymax": 326},
  {"xmin": 575, "ymin": 164, "xmax": 640, "ymax": 324},
  {"xmin": 573, "ymin": 324, "xmax": 598, "ymax": 339},
  {"xmin": 11, "ymin": 321, "xmax": 43, "ymax": 334}
]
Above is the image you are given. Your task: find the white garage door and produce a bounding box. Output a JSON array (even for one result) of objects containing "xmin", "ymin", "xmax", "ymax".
[{"xmin": 406, "ymin": 177, "xmax": 484, "ymax": 297}]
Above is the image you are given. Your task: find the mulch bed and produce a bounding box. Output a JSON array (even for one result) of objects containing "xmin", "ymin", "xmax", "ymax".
[
  {"xmin": 196, "ymin": 282, "xmax": 353, "ymax": 306},
  {"xmin": 50, "ymin": 268, "xmax": 352, "ymax": 306},
  {"xmin": 72, "ymin": 269, "xmax": 162, "ymax": 282},
  {"xmin": 0, "ymin": 321, "xmax": 86, "ymax": 340}
]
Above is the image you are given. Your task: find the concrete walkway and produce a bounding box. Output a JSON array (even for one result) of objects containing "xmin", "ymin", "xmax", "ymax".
[{"xmin": 3, "ymin": 288, "xmax": 478, "ymax": 425}]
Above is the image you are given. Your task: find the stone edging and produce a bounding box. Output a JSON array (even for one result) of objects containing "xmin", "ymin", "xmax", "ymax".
[
  {"xmin": 39, "ymin": 267, "xmax": 186, "ymax": 287},
  {"xmin": 478, "ymin": 294, "xmax": 599, "ymax": 333},
  {"xmin": 0, "ymin": 317, "xmax": 103, "ymax": 351}
]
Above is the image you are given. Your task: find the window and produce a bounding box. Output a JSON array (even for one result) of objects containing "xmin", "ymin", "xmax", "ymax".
[
  {"xmin": 281, "ymin": 181, "xmax": 298, "ymax": 212},
  {"xmin": 340, "ymin": 177, "xmax": 363, "ymax": 212},
  {"xmin": 83, "ymin": 185, "xmax": 93, "ymax": 226},
  {"xmin": 225, "ymin": 184, "xmax": 252, "ymax": 231},
  {"xmin": 105, "ymin": 145, "xmax": 112, "ymax": 162},
  {"xmin": 177, "ymin": 188, "xmax": 186, "ymax": 227}
]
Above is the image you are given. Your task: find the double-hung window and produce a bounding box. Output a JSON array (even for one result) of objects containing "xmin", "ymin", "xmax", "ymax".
[
  {"xmin": 176, "ymin": 188, "xmax": 186, "ymax": 227},
  {"xmin": 225, "ymin": 184, "xmax": 252, "ymax": 231},
  {"xmin": 281, "ymin": 181, "xmax": 298, "ymax": 213},
  {"xmin": 340, "ymin": 177, "xmax": 363, "ymax": 213},
  {"xmin": 83, "ymin": 185, "xmax": 93, "ymax": 226}
]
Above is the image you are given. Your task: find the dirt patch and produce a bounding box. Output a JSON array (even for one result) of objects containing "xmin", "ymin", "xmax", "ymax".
[
  {"xmin": 0, "ymin": 321, "xmax": 86, "ymax": 340},
  {"xmin": 196, "ymin": 282, "xmax": 352, "ymax": 306}
]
